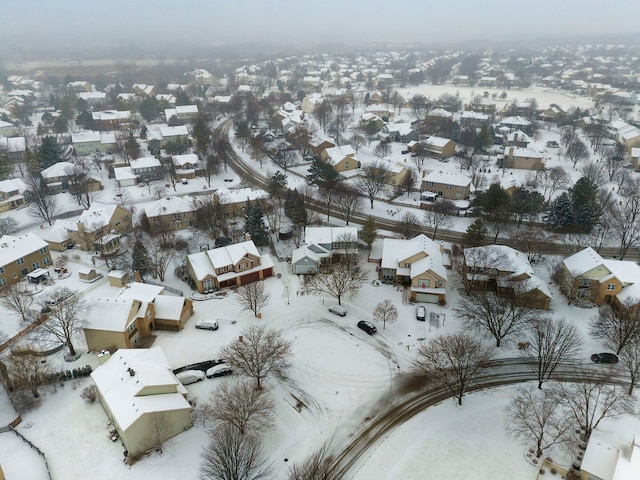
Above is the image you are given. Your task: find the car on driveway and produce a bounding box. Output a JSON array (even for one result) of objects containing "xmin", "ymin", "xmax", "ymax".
[
  {"xmin": 591, "ymin": 353, "xmax": 619, "ymax": 364},
  {"xmin": 176, "ymin": 370, "xmax": 205, "ymax": 385},
  {"xmin": 205, "ymin": 363, "xmax": 233, "ymax": 378},
  {"xmin": 357, "ymin": 320, "xmax": 377, "ymax": 335},
  {"xmin": 328, "ymin": 306, "xmax": 347, "ymax": 316},
  {"xmin": 195, "ymin": 319, "xmax": 219, "ymax": 331}
]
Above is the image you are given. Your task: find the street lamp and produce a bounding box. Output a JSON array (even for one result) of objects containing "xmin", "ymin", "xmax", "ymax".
[{"xmin": 286, "ymin": 285, "xmax": 290, "ymax": 305}]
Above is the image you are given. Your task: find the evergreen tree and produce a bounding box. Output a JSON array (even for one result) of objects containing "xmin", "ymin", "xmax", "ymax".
[
  {"xmin": 307, "ymin": 158, "xmax": 340, "ymax": 189},
  {"xmin": 139, "ymin": 96, "xmax": 161, "ymax": 122},
  {"xmin": 359, "ymin": 216, "xmax": 378, "ymax": 250},
  {"xmin": 175, "ymin": 88, "xmax": 190, "ymax": 106},
  {"xmin": 464, "ymin": 218, "xmax": 487, "ymax": 246},
  {"xmin": 132, "ymin": 239, "xmax": 149, "ymax": 278},
  {"xmin": 544, "ymin": 192, "xmax": 575, "ymax": 231},
  {"xmin": 38, "ymin": 136, "xmax": 64, "ymax": 169},
  {"xmin": 191, "ymin": 115, "xmax": 211, "ymax": 156},
  {"xmin": 267, "ymin": 171, "xmax": 287, "ymax": 199},
  {"xmin": 244, "ymin": 204, "xmax": 270, "ymax": 246},
  {"xmin": 511, "ymin": 187, "xmax": 545, "ymax": 227},
  {"xmin": 570, "ymin": 177, "xmax": 599, "ymax": 233}
]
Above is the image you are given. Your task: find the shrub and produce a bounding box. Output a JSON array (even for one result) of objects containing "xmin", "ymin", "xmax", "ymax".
[
  {"xmin": 80, "ymin": 385, "xmax": 98, "ymax": 403},
  {"xmin": 551, "ymin": 468, "xmax": 557, "ymax": 475}
]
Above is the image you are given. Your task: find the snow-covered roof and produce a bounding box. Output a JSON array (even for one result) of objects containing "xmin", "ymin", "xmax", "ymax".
[
  {"xmin": 207, "ymin": 240, "xmax": 260, "ymax": 268},
  {"xmin": 117, "ymin": 281, "xmax": 164, "ymax": 303},
  {"xmin": 85, "ymin": 297, "xmax": 137, "ymax": 332},
  {"xmin": 175, "ymin": 105, "xmax": 198, "ymax": 115},
  {"xmin": 385, "ymin": 122, "xmax": 414, "ymax": 136},
  {"xmin": 172, "ymin": 153, "xmax": 198, "ymax": 167},
  {"xmin": 581, "ymin": 437, "xmax": 619, "ymax": 480},
  {"xmin": 324, "ymin": 145, "xmax": 355, "ymax": 163},
  {"xmin": 508, "ymin": 147, "xmax": 543, "ymax": 159},
  {"xmin": 130, "ymin": 157, "xmax": 161, "ymax": 169},
  {"xmin": 381, "ymin": 234, "xmax": 447, "ymax": 279},
  {"xmin": 291, "ymin": 245, "xmax": 321, "ymax": 265},
  {"xmin": 153, "ymin": 295, "xmax": 185, "ymax": 321},
  {"xmin": 563, "ymin": 247, "xmax": 604, "ymax": 276},
  {"xmin": 90, "ymin": 348, "xmax": 190, "ymax": 432},
  {"xmin": 75, "ymin": 203, "xmax": 119, "ymax": 231},
  {"xmin": 145, "ymin": 196, "xmax": 195, "ymax": 217},
  {"xmin": 428, "ymin": 108, "xmax": 453, "ymax": 118},
  {"xmin": 304, "ymin": 226, "xmax": 358, "ymax": 246},
  {"xmin": 38, "ymin": 219, "xmax": 73, "ymax": 243},
  {"xmin": 71, "ymin": 131, "xmax": 100, "ymax": 144},
  {"xmin": 160, "ymin": 125, "xmax": 189, "ymax": 137},
  {"xmin": 603, "ymin": 259, "xmax": 640, "ymax": 285},
  {"xmin": 114, "ymin": 166, "xmax": 136, "ymax": 181},
  {"xmin": 425, "ymin": 136, "xmax": 453, "ymax": 148},
  {"xmin": 0, "ymin": 178, "xmax": 27, "ymax": 194},
  {"xmin": 0, "ymin": 233, "xmax": 48, "ymax": 266},
  {"xmin": 423, "ymin": 170, "xmax": 471, "ymax": 187},
  {"xmin": 501, "ymin": 116, "xmax": 532, "ymax": 126},
  {"xmin": 91, "ymin": 110, "xmax": 130, "ymax": 121},
  {"xmin": 41, "ymin": 161, "xmax": 76, "ymax": 179},
  {"xmin": 216, "ymin": 187, "xmax": 268, "ymax": 205}
]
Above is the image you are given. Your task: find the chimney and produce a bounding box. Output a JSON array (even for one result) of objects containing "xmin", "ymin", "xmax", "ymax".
[
  {"xmin": 133, "ymin": 270, "xmax": 142, "ymax": 282},
  {"xmin": 244, "ymin": 232, "xmax": 251, "ymax": 242},
  {"xmin": 440, "ymin": 240, "xmax": 444, "ymax": 253},
  {"xmin": 97, "ymin": 350, "xmax": 111, "ymax": 364},
  {"xmin": 128, "ymin": 368, "xmax": 136, "ymax": 377}
]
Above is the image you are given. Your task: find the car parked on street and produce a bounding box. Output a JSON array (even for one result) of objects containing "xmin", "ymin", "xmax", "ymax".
[
  {"xmin": 357, "ymin": 320, "xmax": 377, "ymax": 335},
  {"xmin": 590, "ymin": 353, "xmax": 618, "ymax": 364},
  {"xmin": 329, "ymin": 306, "xmax": 347, "ymax": 316}
]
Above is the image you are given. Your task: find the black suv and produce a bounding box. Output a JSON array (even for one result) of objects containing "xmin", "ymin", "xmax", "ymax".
[
  {"xmin": 357, "ymin": 320, "xmax": 377, "ymax": 335},
  {"xmin": 590, "ymin": 353, "xmax": 618, "ymax": 364}
]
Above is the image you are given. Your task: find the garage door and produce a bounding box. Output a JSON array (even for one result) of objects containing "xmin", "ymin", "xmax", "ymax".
[
  {"xmin": 241, "ymin": 272, "xmax": 261, "ymax": 284},
  {"xmin": 415, "ymin": 293, "xmax": 439, "ymax": 304}
]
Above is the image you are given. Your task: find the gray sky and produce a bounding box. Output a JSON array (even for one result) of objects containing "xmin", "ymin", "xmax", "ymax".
[{"xmin": 1, "ymin": 0, "xmax": 639, "ymax": 56}]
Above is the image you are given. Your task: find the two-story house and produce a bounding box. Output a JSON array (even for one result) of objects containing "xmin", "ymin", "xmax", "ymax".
[
  {"xmin": 160, "ymin": 125, "xmax": 189, "ymax": 147},
  {"xmin": 379, "ymin": 234, "xmax": 447, "ymax": 304},
  {"xmin": 499, "ymin": 116, "xmax": 533, "ymax": 135},
  {"xmin": 0, "ymin": 233, "xmax": 51, "ymax": 287},
  {"xmin": 291, "ymin": 226, "xmax": 359, "ymax": 274},
  {"xmin": 186, "ymin": 240, "xmax": 275, "ymax": 293},
  {"xmin": 423, "ymin": 136, "xmax": 456, "ymax": 159},
  {"xmin": 463, "ymin": 245, "xmax": 552, "ymax": 310},
  {"xmin": 164, "ymin": 105, "xmax": 198, "ymax": 123},
  {"xmin": 91, "ymin": 110, "xmax": 131, "ymax": 131},
  {"xmin": 171, "ymin": 153, "xmax": 198, "ymax": 179},
  {"xmin": 421, "ymin": 170, "xmax": 471, "ymax": 200},
  {"xmin": 503, "ymin": 146, "xmax": 545, "ymax": 170},
  {"xmin": 321, "ymin": 145, "xmax": 358, "ymax": 172},
  {"xmin": 378, "ymin": 123, "xmax": 418, "ymax": 143},
  {"xmin": 67, "ymin": 203, "xmax": 133, "ymax": 254},
  {"xmin": 144, "ymin": 196, "xmax": 197, "ymax": 233},
  {"xmin": 91, "ymin": 347, "xmax": 192, "ymax": 459},
  {"xmin": 71, "ymin": 131, "xmax": 116, "ymax": 156},
  {"xmin": 215, "ymin": 187, "xmax": 268, "ymax": 218},
  {"xmin": 561, "ymin": 247, "xmax": 640, "ymax": 305},
  {"xmin": 0, "ymin": 178, "xmax": 29, "ymax": 212},
  {"xmin": 130, "ymin": 157, "xmax": 163, "ymax": 182}
]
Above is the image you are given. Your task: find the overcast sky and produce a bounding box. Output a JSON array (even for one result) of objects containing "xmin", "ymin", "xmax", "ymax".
[{"xmin": 2, "ymin": 0, "xmax": 639, "ymax": 55}]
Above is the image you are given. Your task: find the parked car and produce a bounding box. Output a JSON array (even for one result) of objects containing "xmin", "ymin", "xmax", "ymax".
[
  {"xmin": 195, "ymin": 319, "xmax": 219, "ymax": 331},
  {"xmin": 401, "ymin": 149, "xmax": 409, "ymax": 154},
  {"xmin": 357, "ymin": 320, "xmax": 377, "ymax": 335},
  {"xmin": 181, "ymin": 178, "xmax": 188, "ymax": 185},
  {"xmin": 328, "ymin": 306, "xmax": 347, "ymax": 316},
  {"xmin": 176, "ymin": 370, "xmax": 205, "ymax": 385},
  {"xmin": 224, "ymin": 177, "xmax": 234, "ymax": 182},
  {"xmin": 416, "ymin": 306, "xmax": 426, "ymax": 321},
  {"xmin": 206, "ymin": 363, "xmax": 233, "ymax": 378},
  {"xmin": 591, "ymin": 353, "xmax": 619, "ymax": 364}
]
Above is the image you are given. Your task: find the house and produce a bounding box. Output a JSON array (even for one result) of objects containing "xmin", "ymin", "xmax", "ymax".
[
  {"xmin": 0, "ymin": 120, "xmax": 15, "ymax": 137},
  {"xmin": 321, "ymin": 145, "xmax": 358, "ymax": 172},
  {"xmin": 71, "ymin": 131, "xmax": 116, "ymax": 155},
  {"xmin": 130, "ymin": 157, "xmax": 163, "ymax": 182},
  {"xmin": 291, "ymin": 246, "xmax": 321, "ymax": 275},
  {"xmin": 386, "ymin": 162, "xmax": 409, "ymax": 186},
  {"xmin": 309, "ymin": 137, "xmax": 335, "ymax": 157},
  {"xmin": 631, "ymin": 147, "xmax": 640, "ymax": 170},
  {"xmin": 39, "ymin": 220, "xmax": 73, "ymax": 251},
  {"xmin": 503, "ymin": 146, "xmax": 545, "ymax": 170},
  {"xmin": 301, "ymin": 93, "xmax": 324, "ymax": 114},
  {"xmin": 291, "ymin": 226, "xmax": 359, "ymax": 273},
  {"xmin": 463, "ymin": 245, "xmax": 551, "ymax": 310},
  {"xmin": 0, "ymin": 179, "xmax": 29, "ymax": 213},
  {"xmin": 164, "ymin": 105, "xmax": 198, "ymax": 123},
  {"xmin": 0, "ymin": 233, "xmax": 51, "ymax": 287},
  {"xmin": 422, "ymin": 136, "xmax": 456, "ymax": 159},
  {"xmin": 159, "ymin": 125, "xmax": 189, "ymax": 147},
  {"xmin": 171, "ymin": 153, "xmax": 198, "ymax": 178},
  {"xmin": 186, "ymin": 240, "xmax": 275, "ymax": 293},
  {"xmin": 144, "ymin": 196, "xmax": 196, "ymax": 233},
  {"xmin": 379, "ymin": 234, "xmax": 447, "ymax": 304},
  {"xmin": 538, "ymin": 104, "xmax": 569, "ymax": 123},
  {"xmin": 471, "ymin": 96, "xmax": 496, "ymax": 114},
  {"xmin": 90, "ymin": 348, "xmax": 192, "ymax": 458},
  {"xmin": 561, "ymin": 247, "xmax": 640, "ymax": 304},
  {"xmin": 364, "ymin": 104, "xmax": 394, "ymax": 121},
  {"xmin": 499, "ymin": 116, "xmax": 533, "ymax": 135},
  {"xmin": 580, "ymin": 432, "xmax": 640, "ymax": 480},
  {"xmin": 0, "ymin": 135, "xmax": 26, "ymax": 162},
  {"xmin": 421, "ymin": 170, "xmax": 471, "ymax": 200},
  {"xmin": 360, "ymin": 112, "xmax": 385, "ymax": 132},
  {"xmin": 505, "ymin": 130, "xmax": 532, "ymax": 148},
  {"xmin": 459, "ymin": 111, "xmax": 490, "ymax": 129},
  {"xmin": 215, "ymin": 187, "xmax": 268, "ymax": 218},
  {"xmin": 67, "ymin": 203, "xmax": 133, "ymax": 254},
  {"xmin": 426, "ymin": 109, "xmax": 453, "ymax": 121},
  {"xmin": 91, "ymin": 110, "xmax": 131, "ymax": 131},
  {"xmin": 378, "ymin": 123, "xmax": 418, "ymax": 143},
  {"xmin": 113, "ymin": 167, "xmax": 138, "ymax": 187},
  {"xmin": 78, "ymin": 91, "xmax": 107, "ymax": 105}
]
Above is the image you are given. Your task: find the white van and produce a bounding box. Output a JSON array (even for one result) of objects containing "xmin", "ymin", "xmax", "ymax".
[
  {"xmin": 176, "ymin": 370, "xmax": 205, "ymax": 385},
  {"xmin": 416, "ymin": 306, "xmax": 426, "ymax": 321}
]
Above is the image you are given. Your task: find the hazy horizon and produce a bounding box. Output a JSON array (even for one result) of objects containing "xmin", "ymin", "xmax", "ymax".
[{"xmin": 1, "ymin": 0, "xmax": 640, "ymax": 60}]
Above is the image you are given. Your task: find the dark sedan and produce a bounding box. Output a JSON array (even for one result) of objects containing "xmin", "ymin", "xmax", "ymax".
[{"xmin": 590, "ymin": 353, "xmax": 619, "ymax": 364}]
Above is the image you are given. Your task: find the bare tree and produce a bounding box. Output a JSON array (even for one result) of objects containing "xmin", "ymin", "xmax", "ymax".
[
  {"xmin": 0, "ymin": 216, "xmax": 19, "ymax": 236},
  {"xmin": 523, "ymin": 315, "xmax": 583, "ymax": 389},
  {"xmin": 566, "ymin": 138, "xmax": 589, "ymax": 168},
  {"xmin": 8, "ymin": 353, "xmax": 51, "ymax": 398},
  {"xmin": 194, "ymin": 194, "xmax": 228, "ymax": 239},
  {"xmin": 66, "ymin": 164, "xmax": 100, "ymax": 209},
  {"xmin": 147, "ymin": 412, "xmax": 172, "ymax": 454},
  {"xmin": 145, "ymin": 235, "xmax": 177, "ymax": 282},
  {"xmin": 398, "ymin": 168, "xmax": 418, "ymax": 197},
  {"xmin": 38, "ymin": 287, "xmax": 88, "ymax": 357},
  {"xmin": 372, "ymin": 299, "xmax": 398, "ymax": 330},
  {"xmin": 1, "ymin": 283, "xmax": 36, "ymax": 322},
  {"xmin": 619, "ymin": 338, "xmax": 640, "ymax": 395},
  {"xmin": 508, "ymin": 227, "xmax": 553, "ymax": 264},
  {"xmin": 414, "ymin": 332, "xmax": 494, "ymax": 405},
  {"xmin": 348, "ymin": 133, "xmax": 366, "ymax": 155},
  {"xmin": 80, "ymin": 384, "xmax": 98, "ymax": 403},
  {"xmin": 535, "ymin": 167, "xmax": 570, "ymax": 204},
  {"xmin": 220, "ymin": 325, "xmax": 292, "ymax": 389},
  {"xmin": 579, "ymin": 161, "xmax": 606, "ymax": 186},
  {"xmin": 505, "ymin": 386, "xmax": 572, "ymax": 458},
  {"xmin": 288, "ymin": 447, "xmax": 335, "ymax": 480},
  {"xmin": 207, "ymin": 379, "xmax": 274, "ymax": 434},
  {"xmin": 306, "ymin": 263, "xmax": 368, "ymax": 306},
  {"xmin": 200, "ymin": 425, "xmax": 271, "ymax": 480},
  {"xmin": 454, "ymin": 288, "xmax": 535, "ymax": 347},
  {"xmin": 552, "ymin": 371, "xmax": 635, "ymax": 441},
  {"xmin": 236, "ymin": 282, "xmax": 271, "ymax": 318},
  {"xmin": 335, "ymin": 184, "xmax": 363, "ymax": 226},
  {"xmin": 609, "ymin": 179, "xmax": 640, "ymax": 259},
  {"xmin": 589, "ymin": 299, "xmax": 640, "ymax": 355},
  {"xmin": 423, "ymin": 200, "xmax": 455, "ymax": 240},
  {"xmin": 27, "ymin": 173, "xmax": 60, "ymax": 226},
  {"xmin": 398, "ymin": 211, "xmax": 422, "ymax": 239},
  {"xmin": 372, "ymin": 141, "xmax": 391, "ymax": 160},
  {"xmin": 357, "ymin": 161, "xmax": 391, "ymax": 208}
]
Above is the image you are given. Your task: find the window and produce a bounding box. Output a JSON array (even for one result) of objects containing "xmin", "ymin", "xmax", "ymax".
[
  {"xmin": 16, "ymin": 257, "xmax": 24, "ymax": 266},
  {"xmin": 0, "ymin": 278, "xmax": 5, "ymax": 287},
  {"xmin": 39, "ymin": 247, "xmax": 48, "ymax": 254},
  {"xmin": 606, "ymin": 284, "xmax": 616, "ymax": 291},
  {"xmin": 239, "ymin": 262, "xmax": 248, "ymax": 270},
  {"xmin": 43, "ymin": 257, "xmax": 50, "ymax": 265},
  {"xmin": 0, "ymin": 267, "xmax": 3, "ymax": 274},
  {"xmin": 418, "ymin": 279, "xmax": 430, "ymax": 288},
  {"xmin": 579, "ymin": 279, "xmax": 590, "ymax": 288},
  {"xmin": 446, "ymin": 185, "xmax": 452, "ymax": 189},
  {"xmin": 31, "ymin": 262, "xmax": 40, "ymax": 270}
]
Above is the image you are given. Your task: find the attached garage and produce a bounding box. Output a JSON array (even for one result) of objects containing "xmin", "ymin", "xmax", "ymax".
[
  {"xmin": 241, "ymin": 271, "xmax": 261, "ymax": 284},
  {"xmin": 415, "ymin": 292, "xmax": 439, "ymax": 304}
]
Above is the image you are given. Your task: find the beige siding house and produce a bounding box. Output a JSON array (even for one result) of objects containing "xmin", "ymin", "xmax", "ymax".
[
  {"xmin": 0, "ymin": 233, "xmax": 51, "ymax": 287},
  {"xmin": 421, "ymin": 170, "xmax": 471, "ymax": 200}
]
